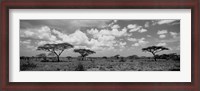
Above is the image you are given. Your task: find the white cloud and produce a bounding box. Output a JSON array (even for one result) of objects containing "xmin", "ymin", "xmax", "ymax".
[
  {"xmin": 20, "ymin": 26, "xmax": 57, "ymax": 41},
  {"xmin": 159, "ymin": 35, "xmax": 166, "ymax": 38},
  {"xmin": 157, "ymin": 20, "xmax": 177, "ymax": 25},
  {"xmin": 128, "ymin": 24, "xmax": 142, "ymax": 32},
  {"xmin": 113, "ymin": 20, "xmax": 118, "ymax": 23},
  {"xmin": 157, "ymin": 42, "xmax": 167, "ymax": 46},
  {"xmin": 119, "ymin": 42, "xmax": 127, "ymax": 48},
  {"xmin": 131, "ymin": 38, "xmax": 149, "ymax": 47},
  {"xmin": 23, "ymin": 31, "xmax": 34, "ymax": 37},
  {"xmin": 112, "ymin": 28, "xmax": 128, "ymax": 37},
  {"xmin": 97, "ymin": 35, "xmax": 115, "ymax": 43},
  {"xmin": 53, "ymin": 29, "xmax": 90, "ymax": 45},
  {"xmin": 127, "ymin": 38, "xmax": 137, "ymax": 42},
  {"xmin": 157, "ymin": 30, "xmax": 168, "ymax": 35},
  {"xmin": 157, "ymin": 30, "xmax": 168, "ymax": 38},
  {"xmin": 170, "ymin": 32, "xmax": 178, "ymax": 38},
  {"xmin": 52, "ymin": 28, "xmax": 116, "ymax": 51},
  {"xmin": 138, "ymin": 28, "xmax": 147, "ymax": 33},
  {"xmin": 127, "ymin": 24, "xmax": 137, "ymax": 29},
  {"xmin": 87, "ymin": 28, "xmax": 128, "ymax": 38},
  {"xmin": 68, "ymin": 30, "xmax": 90, "ymax": 45},
  {"xmin": 157, "ymin": 36, "xmax": 180, "ymax": 43},
  {"xmin": 171, "ymin": 22, "xmax": 180, "ymax": 25},
  {"xmin": 111, "ymin": 24, "xmax": 120, "ymax": 29},
  {"xmin": 127, "ymin": 24, "xmax": 147, "ymax": 33},
  {"xmin": 132, "ymin": 43, "xmax": 139, "ymax": 46},
  {"xmin": 138, "ymin": 38, "xmax": 149, "ymax": 45},
  {"xmin": 87, "ymin": 28, "xmax": 125, "ymax": 51}
]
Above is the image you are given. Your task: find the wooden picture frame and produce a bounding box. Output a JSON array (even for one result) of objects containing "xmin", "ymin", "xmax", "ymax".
[{"xmin": 1, "ymin": 0, "xmax": 199, "ymax": 91}]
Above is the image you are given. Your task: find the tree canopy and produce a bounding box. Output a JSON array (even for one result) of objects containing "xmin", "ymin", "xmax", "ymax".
[
  {"xmin": 36, "ymin": 53, "xmax": 47, "ymax": 61},
  {"xmin": 37, "ymin": 43, "xmax": 74, "ymax": 62},
  {"xmin": 142, "ymin": 46, "xmax": 169, "ymax": 54},
  {"xmin": 142, "ymin": 46, "xmax": 169, "ymax": 61},
  {"xmin": 74, "ymin": 49, "xmax": 96, "ymax": 58}
]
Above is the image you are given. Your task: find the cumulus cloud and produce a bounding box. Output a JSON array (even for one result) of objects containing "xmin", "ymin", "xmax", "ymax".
[
  {"xmin": 157, "ymin": 35, "xmax": 180, "ymax": 43},
  {"xmin": 53, "ymin": 29, "xmax": 90, "ymax": 45},
  {"xmin": 113, "ymin": 20, "xmax": 118, "ymax": 23},
  {"xmin": 170, "ymin": 32, "xmax": 178, "ymax": 38},
  {"xmin": 127, "ymin": 24, "xmax": 142, "ymax": 32},
  {"xmin": 86, "ymin": 27, "xmax": 131, "ymax": 51},
  {"xmin": 157, "ymin": 30, "xmax": 168, "ymax": 38},
  {"xmin": 157, "ymin": 20, "xmax": 177, "ymax": 25},
  {"xmin": 20, "ymin": 26, "xmax": 57, "ymax": 41},
  {"xmin": 87, "ymin": 28, "xmax": 128, "ymax": 38},
  {"xmin": 132, "ymin": 43, "xmax": 139, "ymax": 46},
  {"xmin": 52, "ymin": 28, "xmax": 117, "ymax": 51},
  {"xmin": 119, "ymin": 42, "xmax": 127, "ymax": 48},
  {"xmin": 159, "ymin": 35, "xmax": 166, "ymax": 38},
  {"xmin": 127, "ymin": 24, "xmax": 147, "ymax": 33},
  {"xmin": 131, "ymin": 38, "xmax": 149, "ymax": 47},
  {"xmin": 157, "ymin": 30, "xmax": 168, "ymax": 35},
  {"xmin": 127, "ymin": 38, "xmax": 137, "ymax": 42},
  {"xmin": 157, "ymin": 42, "xmax": 167, "ymax": 46},
  {"xmin": 138, "ymin": 38, "xmax": 149, "ymax": 45},
  {"xmin": 111, "ymin": 24, "xmax": 120, "ymax": 29},
  {"xmin": 127, "ymin": 24, "xmax": 137, "ymax": 29},
  {"xmin": 138, "ymin": 28, "xmax": 147, "ymax": 33}
]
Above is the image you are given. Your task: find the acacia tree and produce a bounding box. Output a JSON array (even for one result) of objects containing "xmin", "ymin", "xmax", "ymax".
[
  {"xmin": 114, "ymin": 54, "xmax": 120, "ymax": 59},
  {"xmin": 73, "ymin": 49, "xmax": 96, "ymax": 71},
  {"xmin": 142, "ymin": 46, "xmax": 169, "ymax": 61},
  {"xmin": 37, "ymin": 43, "xmax": 74, "ymax": 62},
  {"xmin": 36, "ymin": 53, "xmax": 47, "ymax": 61},
  {"xmin": 74, "ymin": 49, "xmax": 96, "ymax": 61}
]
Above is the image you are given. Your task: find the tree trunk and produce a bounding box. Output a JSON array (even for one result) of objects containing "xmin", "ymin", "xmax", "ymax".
[
  {"xmin": 152, "ymin": 53, "xmax": 157, "ymax": 61},
  {"xmin": 57, "ymin": 56, "xmax": 60, "ymax": 62},
  {"xmin": 81, "ymin": 55, "xmax": 85, "ymax": 61},
  {"xmin": 43, "ymin": 57, "xmax": 46, "ymax": 61}
]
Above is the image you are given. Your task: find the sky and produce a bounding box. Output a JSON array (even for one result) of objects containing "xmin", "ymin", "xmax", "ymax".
[{"xmin": 20, "ymin": 19, "xmax": 180, "ymax": 57}]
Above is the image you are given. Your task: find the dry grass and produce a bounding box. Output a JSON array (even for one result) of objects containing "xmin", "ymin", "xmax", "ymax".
[{"xmin": 20, "ymin": 57, "xmax": 180, "ymax": 71}]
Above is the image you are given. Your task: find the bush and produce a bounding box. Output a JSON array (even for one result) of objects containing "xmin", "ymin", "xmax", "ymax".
[
  {"xmin": 41, "ymin": 60, "xmax": 49, "ymax": 62},
  {"xmin": 66, "ymin": 56, "xmax": 72, "ymax": 59},
  {"xmin": 102, "ymin": 56, "xmax": 107, "ymax": 59},
  {"xmin": 119, "ymin": 57, "xmax": 126, "ymax": 62},
  {"xmin": 75, "ymin": 63, "xmax": 85, "ymax": 71},
  {"xmin": 20, "ymin": 60, "xmax": 37, "ymax": 71}
]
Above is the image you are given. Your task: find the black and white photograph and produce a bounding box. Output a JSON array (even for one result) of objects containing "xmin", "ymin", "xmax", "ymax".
[{"xmin": 20, "ymin": 19, "xmax": 180, "ymax": 71}]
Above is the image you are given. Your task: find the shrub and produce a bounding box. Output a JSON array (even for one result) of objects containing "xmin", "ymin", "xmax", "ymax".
[
  {"xmin": 102, "ymin": 56, "xmax": 107, "ymax": 59},
  {"xmin": 75, "ymin": 63, "xmax": 85, "ymax": 71},
  {"xmin": 41, "ymin": 60, "xmax": 49, "ymax": 62},
  {"xmin": 66, "ymin": 56, "xmax": 72, "ymax": 59},
  {"xmin": 119, "ymin": 57, "xmax": 126, "ymax": 62},
  {"xmin": 20, "ymin": 60, "xmax": 37, "ymax": 71}
]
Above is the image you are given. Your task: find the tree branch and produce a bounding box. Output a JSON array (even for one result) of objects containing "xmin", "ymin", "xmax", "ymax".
[{"xmin": 58, "ymin": 49, "xmax": 64, "ymax": 56}]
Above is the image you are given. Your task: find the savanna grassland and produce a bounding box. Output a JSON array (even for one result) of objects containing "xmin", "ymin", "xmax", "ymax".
[{"xmin": 20, "ymin": 57, "xmax": 180, "ymax": 71}]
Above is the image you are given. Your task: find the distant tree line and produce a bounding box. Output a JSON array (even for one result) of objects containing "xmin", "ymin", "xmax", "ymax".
[{"xmin": 21, "ymin": 43, "xmax": 180, "ymax": 62}]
